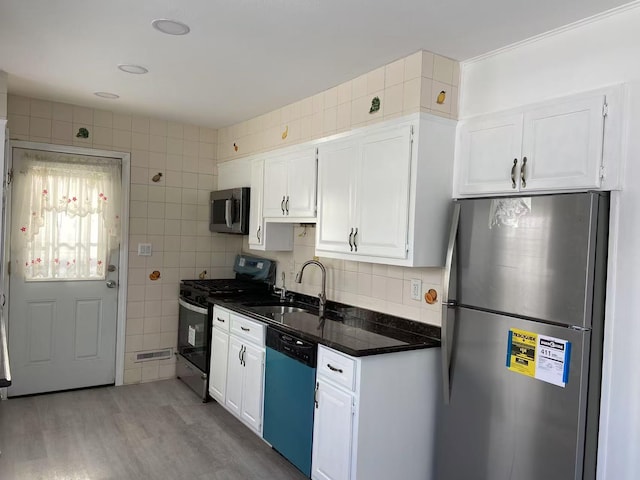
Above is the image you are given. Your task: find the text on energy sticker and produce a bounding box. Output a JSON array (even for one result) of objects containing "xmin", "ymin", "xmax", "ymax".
[{"xmin": 506, "ymin": 328, "xmax": 571, "ymax": 387}]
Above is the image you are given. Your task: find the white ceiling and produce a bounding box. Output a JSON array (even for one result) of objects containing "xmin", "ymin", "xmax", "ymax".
[{"xmin": 0, "ymin": 0, "xmax": 634, "ymax": 128}]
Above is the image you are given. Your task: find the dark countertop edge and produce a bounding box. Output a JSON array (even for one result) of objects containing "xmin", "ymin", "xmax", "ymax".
[{"xmin": 210, "ymin": 293, "xmax": 441, "ymax": 357}]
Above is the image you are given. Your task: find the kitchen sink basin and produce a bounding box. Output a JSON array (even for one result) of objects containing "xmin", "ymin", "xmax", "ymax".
[{"xmin": 250, "ymin": 305, "xmax": 309, "ymax": 315}]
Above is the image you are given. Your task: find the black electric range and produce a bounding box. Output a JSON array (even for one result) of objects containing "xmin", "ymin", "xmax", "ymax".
[{"xmin": 176, "ymin": 255, "xmax": 275, "ymax": 401}]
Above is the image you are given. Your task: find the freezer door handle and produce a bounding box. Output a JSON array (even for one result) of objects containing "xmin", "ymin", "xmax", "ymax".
[{"xmin": 441, "ymin": 201, "xmax": 460, "ymax": 405}]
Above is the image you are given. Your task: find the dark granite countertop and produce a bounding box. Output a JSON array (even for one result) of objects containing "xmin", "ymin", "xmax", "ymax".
[{"xmin": 210, "ymin": 292, "xmax": 440, "ymax": 357}]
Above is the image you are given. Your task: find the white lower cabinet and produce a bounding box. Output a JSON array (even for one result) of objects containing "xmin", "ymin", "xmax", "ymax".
[
  {"xmin": 208, "ymin": 306, "xmax": 266, "ymax": 436},
  {"xmin": 209, "ymin": 306, "xmax": 230, "ymax": 404},
  {"xmin": 311, "ymin": 379, "xmax": 354, "ymax": 480},
  {"xmin": 208, "ymin": 327, "xmax": 229, "ymax": 402},
  {"xmin": 311, "ymin": 345, "xmax": 441, "ymax": 480}
]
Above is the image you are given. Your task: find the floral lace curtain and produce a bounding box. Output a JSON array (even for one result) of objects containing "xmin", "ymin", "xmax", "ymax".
[{"xmin": 13, "ymin": 151, "xmax": 121, "ymax": 280}]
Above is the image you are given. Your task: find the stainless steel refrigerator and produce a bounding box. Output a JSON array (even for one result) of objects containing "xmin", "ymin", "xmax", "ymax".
[{"xmin": 437, "ymin": 192, "xmax": 609, "ymax": 480}]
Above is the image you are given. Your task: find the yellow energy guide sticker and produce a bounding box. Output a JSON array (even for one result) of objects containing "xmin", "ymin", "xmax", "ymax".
[{"xmin": 506, "ymin": 328, "xmax": 537, "ymax": 378}]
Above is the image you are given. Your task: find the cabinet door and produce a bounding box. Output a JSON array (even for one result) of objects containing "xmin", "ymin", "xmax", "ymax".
[
  {"xmin": 311, "ymin": 379, "xmax": 354, "ymax": 480},
  {"xmin": 457, "ymin": 113, "xmax": 524, "ymax": 195},
  {"xmin": 316, "ymin": 137, "xmax": 357, "ymax": 254},
  {"xmin": 521, "ymin": 94, "xmax": 605, "ymax": 191},
  {"xmin": 240, "ymin": 343, "xmax": 265, "ymax": 433},
  {"xmin": 285, "ymin": 148, "xmax": 317, "ymax": 218},
  {"xmin": 248, "ymin": 160, "xmax": 264, "ymax": 247},
  {"xmin": 208, "ymin": 328, "xmax": 229, "ymax": 403},
  {"xmin": 225, "ymin": 336, "xmax": 244, "ymax": 417},
  {"xmin": 355, "ymin": 125, "xmax": 411, "ymax": 259},
  {"xmin": 263, "ymin": 157, "xmax": 289, "ymax": 217}
]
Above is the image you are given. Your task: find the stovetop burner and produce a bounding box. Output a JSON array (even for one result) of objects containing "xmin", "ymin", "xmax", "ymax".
[
  {"xmin": 182, "ymin": 278, "xmax": 271, "ymax": 296},
  {"xmin": 180, "ymin": 255, "xmax": 275, "ymax": 306}
]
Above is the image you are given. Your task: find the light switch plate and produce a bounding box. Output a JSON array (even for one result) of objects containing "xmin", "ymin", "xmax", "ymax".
[
  {"xmin": 138, "ymin": 243, "xmax": 152, "ymax": 256},
  {"xmin": 410, "ymin": 279, "xmax": 422, "ymax": 300}
]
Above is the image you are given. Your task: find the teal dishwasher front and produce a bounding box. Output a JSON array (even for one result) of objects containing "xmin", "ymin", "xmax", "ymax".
[{"xmin": 263, "ymin": 327, "xmax": 317, "ymax": 477}]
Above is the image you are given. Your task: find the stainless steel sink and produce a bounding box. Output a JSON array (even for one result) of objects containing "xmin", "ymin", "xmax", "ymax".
[{"xmin": 250, "ymin": 305, "xmax": 309, "ymax": 315}]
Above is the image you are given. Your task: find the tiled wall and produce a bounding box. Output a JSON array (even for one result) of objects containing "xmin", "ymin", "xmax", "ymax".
[
  {"xmin": 6, "ymin": 94, "xmax": 243, "ymax": 384},
  {"xmin": 218, "ymin": 50, "xmax": 460, "ymax": 162},
  {"xmin": 223, "ymin": 50, "xmax": 459, "ymax": 326},
  {"xmin": 257, "ymin": 226, "xmax": 444, "ymax": 325}
]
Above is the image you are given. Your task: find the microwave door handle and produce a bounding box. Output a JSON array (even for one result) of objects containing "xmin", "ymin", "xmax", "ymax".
[{"xmin": 225, "ymin": 199, "xmax": 234, "ymax": 228}]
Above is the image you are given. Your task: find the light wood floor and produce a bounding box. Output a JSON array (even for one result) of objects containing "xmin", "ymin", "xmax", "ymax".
[{"xmin": 0, "ymin": 379, "xmax": 308, "ymax": 479}]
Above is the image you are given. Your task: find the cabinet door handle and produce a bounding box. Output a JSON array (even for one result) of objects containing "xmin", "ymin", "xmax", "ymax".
[
  {"xmin": 314, "ymin": 382, "xmax": 319, "ymax": 409},
  {"xmin": 285, "ymin": 196, "xmax": 289, "ymax": 215},
  {"xmin": 511, "ymin": 158, "xmax": 518, "ymax": 189},
  {"xmin": 241, "ymin": 326, "xmax": 250, "ymax": 332},
  {"xmin": 238, "ymin": 345, "xmax": 243, "ymax": 363},
  {"xmin": 281, "ymin": 196, "xmax": 286, "ymax": 215},
  {"xmin": 348, "ymin": 228, "xmax": 354, "ymax": 251},
  {"xmin": 216, "ymin": 317, "xmax": 225, "ymax": 323},
  {"xmin": 256, "ymin": 226, "xmax": 261, "ymax": 243},
  {"xmin": 520, "ymin": 157, "xmax": 527, "ymax": 189},
  {"xmin": 241, "ymin": 346, "xmax": 246, "ymax": 366},
  {"xmin": 353, "ymin": 228, "xmax": 358, "ymax": 252},
  {"xmin": 327, "ymin": 363, "xmax": 343, "ymax": 373}
]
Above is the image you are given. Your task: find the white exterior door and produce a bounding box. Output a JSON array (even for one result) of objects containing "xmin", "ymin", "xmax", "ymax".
[
  {"xmin": 208, "ymin": 327, "xmax": 229, "ymax": 403},
  {"xmin": 312, "ymin": 379, "xmax": 354, "ymax": 480},
  {"xmin": 355, "ymin": 125, "xmax": 411, "ymax": 259},
  {"xmin": 8, "ymin": 146, "xmax": 122, "ymax": 397},
  {"xmin": 456, "ymin": 112, "xmax": 524, "ymax": 195},
  {"xmin": 316, "ymin": 138, "xmax": 357, "ymax": 254},
  {"xmin": 0, "ymin": 123, "xmax": 12, "ymax": 392},
  {"xmin": 240, "ymin": 342, "xmax": 264, "ymax": 433}
]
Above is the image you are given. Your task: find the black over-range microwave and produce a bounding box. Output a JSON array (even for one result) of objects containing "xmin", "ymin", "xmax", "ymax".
[{"xmin": 209, "ymin": 187, "xmax": 250, "ymax": 234}]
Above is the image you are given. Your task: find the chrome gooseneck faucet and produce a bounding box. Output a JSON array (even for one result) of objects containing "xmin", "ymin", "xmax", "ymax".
[{"xmin": 295, "ymin": 259, "xmax": 327, "ymax": 318}]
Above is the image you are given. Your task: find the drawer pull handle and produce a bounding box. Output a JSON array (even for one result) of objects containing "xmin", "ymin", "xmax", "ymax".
[
  {"xmin": 327, "ymin": 363, "xmax": 343, "ymax": 373},
  {"xmin": 217, "ymin": 317, "xmax": 225, "ymax": 323},
  {"xmin": 241, "ymin": 326, "xmax": 250, "ymax": 332}
]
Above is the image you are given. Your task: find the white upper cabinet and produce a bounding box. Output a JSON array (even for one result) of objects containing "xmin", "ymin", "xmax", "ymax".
[
  {"xmin": 248, "ymin": 159, "xmax": 293, "ymax": 252},
  {"xmin": 455, "ymin": 87, "xmax": 622, "ymax": 196},
  {"xmin": 316, "ymin": 113, "xmax": 456, "ymax": 267},
  {"xmin": 355, "ymin": 126, "xmax": 412, "ymax": 259},
  {"xmin": 263, "ymin": 145, "xmax": 317, "ymax": 221},
  {"xmin": 456, "ymin": 112, "xmax": 523, "ymax": 195},
  {"xmin": 316, "ymin": 137, "xmax": 358, "ymax": 255}
]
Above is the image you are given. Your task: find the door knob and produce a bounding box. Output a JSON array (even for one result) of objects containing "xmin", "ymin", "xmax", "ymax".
[{"xmin": 106, "ymin": 280, "xmax": 117, "ymax": 288}]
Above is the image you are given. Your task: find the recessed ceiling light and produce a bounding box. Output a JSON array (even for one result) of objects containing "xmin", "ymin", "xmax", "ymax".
[
  {"xmin": 118, "ymin": 64, "xmax": 149, "ymax": 74},
  {"xmin": 94, "ymin": 92, "xmax": 120, "ymax": 99},
  {"xmin": 152, "ymin": 18, "xmax": 190, "ymax": 35}
]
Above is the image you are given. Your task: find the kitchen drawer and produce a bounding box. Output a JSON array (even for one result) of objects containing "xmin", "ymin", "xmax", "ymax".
[
  {"xmin": 230, "ymin": 313, "xmax": 265, "ymax": 346},
  {"xmin": 317, "ymin": 346, "xmax": 356, "ymax": 391},
  {"xmin": 212, "ymin": 306, "xmax": 231, "ymax": 332}
]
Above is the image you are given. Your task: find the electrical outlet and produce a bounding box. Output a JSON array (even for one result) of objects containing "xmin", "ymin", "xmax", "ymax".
[
  {"xmin": 410, "ymin": 279, "xmax": 422, "ymax": 300},
  {"xmin": 138, "ymin": 243, "xmax": 152, "ymax": 256}
]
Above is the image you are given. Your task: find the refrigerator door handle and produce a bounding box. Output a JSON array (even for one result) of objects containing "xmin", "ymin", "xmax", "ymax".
[{"xmin": 441, "ymin": 201, "xmax": 460, "ymax": 405}]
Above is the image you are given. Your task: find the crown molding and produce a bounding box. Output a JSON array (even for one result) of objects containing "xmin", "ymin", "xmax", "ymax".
[{"xmin": 463, "ymin": 0, "xmax": 640, "ymax": 66}]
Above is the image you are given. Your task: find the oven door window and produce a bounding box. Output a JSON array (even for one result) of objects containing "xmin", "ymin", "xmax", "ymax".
[{"xmin": 178, "ymin": 299, "xmax": 209, "ymax": 372}]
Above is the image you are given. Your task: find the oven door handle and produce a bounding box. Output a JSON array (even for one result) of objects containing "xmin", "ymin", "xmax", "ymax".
[{"xmin": 179, "ymin": 298, "xmax": 208, "ymax": 315}]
